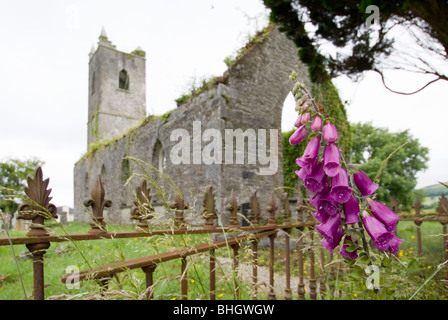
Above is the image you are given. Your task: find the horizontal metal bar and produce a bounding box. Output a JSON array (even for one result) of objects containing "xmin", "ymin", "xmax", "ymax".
[
  {"xmin": 0, "ymin": 223, "xmax": 307, "ymax": 246},
  {"xmin": 61, "ymin": 229, "xmax": 278, "ymax": 283}
]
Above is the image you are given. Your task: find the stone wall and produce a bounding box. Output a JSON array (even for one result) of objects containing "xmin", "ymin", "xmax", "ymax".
[{"xmin": 74, "ymin": 25, "xmax": 312, "ymax": 225}]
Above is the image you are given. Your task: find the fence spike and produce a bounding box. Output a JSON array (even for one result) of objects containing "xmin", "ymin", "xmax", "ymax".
[
  {"xmin": 17, "ymin": 166, "xmax": 58, "ymax": 237},
  {"xmin": 249, "ymin": 190, "xmax": 260, "ymax": 227},
  {"xmin": 130, "ymin": 180, "xmax": 153, "ymax": 231},
  {"xmin": 266, "ymin": 193, "xmax": 277, "ymax": 226},
  {"xmin": 202, "ymin": 186, "xmax": 217, "ymax": 229},
  {"xmin": 169, "ymin": 192, "xmax": 187, "ymax": 230},
  {"xmin": 413, "ymin": 197, "xmax": 424, "ymax": 256},
  {"xmin": 437, "ymin": 194, "xmax": 448, "ymax": 217},
  {"xmin": 226, "ymin": 189, "xmax": 239, "ymax": 228},
  {"xmin": 281, "ymin": 192, "xmax": 291, "ymax": 225},
  {"xmin": 84, "ymin": 175, "xmax": 112, "ymax": 235}
]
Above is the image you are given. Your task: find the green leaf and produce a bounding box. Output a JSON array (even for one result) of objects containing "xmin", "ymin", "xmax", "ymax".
[
  {"xmin": 344, "ymin": 245, "xmax": 358, "ymax": 253},
  {"xmin": 358, "ymin": 255, "xmax": 371, "ymax": 264},
  {"xmin": 381, "ymin": 258, "xmax": 392, "ymax": 267}
]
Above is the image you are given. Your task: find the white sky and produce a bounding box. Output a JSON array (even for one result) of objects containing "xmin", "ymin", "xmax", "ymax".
[{"xmin": 1, "ymin": 0, "xmax": 447, "ymax": 208}]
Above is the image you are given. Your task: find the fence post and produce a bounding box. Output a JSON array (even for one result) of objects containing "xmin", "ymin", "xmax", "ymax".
[
  {"xmin": 319, "ymin": 245, "xmax": 326, "ymax": 300},
  {"xmin": 266, "ymin": 194, "xmax": 277, "ymax": 300},
  {"xmin": 437, "ymin": 194, "xmax": 448, "ymax": 261},
  {"xmin": 296, "ymin": 197, "xmax": 306, "ymax": 300},
  {"xmin": 181, "ymin": 257, "xmax": 188, "ymax": 300},
  {"xmin": 308, "ymin": 225, "xmax": 317, "ymax": 300},
  {"xmin": 141, "ymin": 265, "xmax": 156, "ymax": 300},
  {"xmin": 413, "ymin": 197, "xmax": 424, "ymax": 257},
  {"xmin": 17, "ymin": 167, "xmax": 58, "ymax": 300},
  {"xmin": 84, "ymin": 175, "xmax": 112, "ymax": 235},
  {"xmin": 281, "ymin": 193, "xmax": 292, "ymax": 300},
  {"xmin": 251, "ymin": 239, "xmax": 258, "ymax": 300},
  {"xmin": 232, "ymin": 244, "xmax": 240, "ymax": 300},
  {"xmin": 210, "ymin": 249, "xmax": 216, "ymax": 300}
]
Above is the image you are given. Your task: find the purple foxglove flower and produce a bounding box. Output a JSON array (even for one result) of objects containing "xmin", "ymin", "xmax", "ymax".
[
  {"xmin": 323, "ymin": 143, "xmax": 340, "ymax": 177},
  {"xmin": 340, "ymin": 236, "xmax": 358, "ymax": 260},
  {"xmin": 329, "ymin": 167, "xmax": 352, "ymax": 203},
  {"xmin": 300, "ymin": 112, "xmax": 310, "ymax": 125},
  {"xmin": 315, "ymin": 211, "xmax": 341, "ymax": 242},
  {"xmin": 343, "ymin": 195, "xmax": 360, "ymax": 225},
  {"xmin": 353, "ymin": 169, "xmax": 378, "ymax": 197},
  {"xmin": 322, "ymin": 121, "xmax": 338, "ymax": 144},
  {"xmin": 311, "ymin": 210, "xmax": 329, "ymax": 224},
  {"xmin": 289, "ymin": 125, "xmax": 307, "ymax": 145},
  {"xmin": 321, "ymin": 227, "xmax": 343, "ymax": 253},
  {"xmin": 368, "ymin": 199, "xmax": 399, "ymax": 232},
  {"xmin": 388, "ymin": 234, "xmax": 403, "ymax": 255},
  {"xmin": 317, "ymin": 193, "xmax": 339, "ymax": 216},
  {"xmin": 304, "ymin": 161, "xmax": 326, "ymax": 193},
  {"xmin": 296, "ymin": 135, "xmax": 320, "ymax": 173},
  {"xmin": 309, "ymin": 183, "xmax": 329, "ymax": 208},
  {"xmin": 311, "ymin": 115, "xmax": 322, "ymax": 132},
  {"xmin": 363, "ymin": 213, "xmax": 394, "ymax": 251},
  {"xmin": 295, "ymin": 168, "xmax": 308, "ymax": 181},
  {"xmin": 294, "ymin": 115, "xmax": 302, "ymax": 128}
]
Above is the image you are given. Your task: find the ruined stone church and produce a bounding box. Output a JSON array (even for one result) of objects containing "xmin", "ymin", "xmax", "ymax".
[{"xmin": 73, "ymin": 24, "xmax": 312, "ymax": 225}]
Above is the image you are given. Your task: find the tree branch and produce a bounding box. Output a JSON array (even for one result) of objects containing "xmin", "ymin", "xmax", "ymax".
[{"xmin": 373, "ymin": 69, "xmax": 446, "ymax": 95}]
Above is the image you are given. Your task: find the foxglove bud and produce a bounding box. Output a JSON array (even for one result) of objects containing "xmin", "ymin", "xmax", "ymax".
[
  {"xmin": 300, "ymin": 112, "xmax": 310, "ymax": 125},
  {"xmin": 353, "ymin": 169, "xmax": 378, "ymax": 197},
  {"xmin": 311, "ymin": 115, "xmax": 322, "ymax": 132},
  {"xmin": 323, "ymin": 121, "xmax": 338, "ymax": 144},
  {"xmin": 289, "ymin": 125, "xmax": 307, "ymax": 145}
]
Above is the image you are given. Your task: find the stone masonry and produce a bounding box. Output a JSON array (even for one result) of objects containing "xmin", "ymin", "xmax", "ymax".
[{"xmin": 74, "ymin": 24, "xmax": 312, "ymax": 225}]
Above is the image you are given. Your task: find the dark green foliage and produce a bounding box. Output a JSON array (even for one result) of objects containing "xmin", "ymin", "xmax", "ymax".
[
  {"xmin": 263, "ymin": 0, "xmax": 448, "ymax": 83},
  {"xmin": 350, "ymin": 122, "xmax": 429, "ymax": 208},
  {"xmin": 0, "ymin": 158, "xmax": 44, "ymax": 215}
]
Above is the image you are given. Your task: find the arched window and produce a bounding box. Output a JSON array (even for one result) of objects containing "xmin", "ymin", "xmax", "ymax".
[
  {"xmin": 118, "ymin": 69, "xmax": 129, "ymax": 90},
  {"xmin": 121, "ymin": 157, "xmax": 131, "ymax": 183},
  {"xmin": 152, "ymin": 140, "xmax": 166, "ymax": 173}
]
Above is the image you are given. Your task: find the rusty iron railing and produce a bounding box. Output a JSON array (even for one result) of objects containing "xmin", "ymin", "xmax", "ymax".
[
  {"xmin": 1, "ymin": 167, "xmax": 447, "ymax": 300},
  {"xmin": 391, "ymin": 196, "xmax": 448, "ymax": 259}
]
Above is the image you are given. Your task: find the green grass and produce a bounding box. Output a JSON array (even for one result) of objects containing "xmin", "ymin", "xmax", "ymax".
[{"xmin": 0, "ymin": 222, "xmax": 264, "ymax": 300}]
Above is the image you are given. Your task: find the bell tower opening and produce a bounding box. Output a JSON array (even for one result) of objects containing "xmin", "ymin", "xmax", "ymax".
[{"xmin": 118, "ymin": 69, "xmax": 129, "ymax": 90}]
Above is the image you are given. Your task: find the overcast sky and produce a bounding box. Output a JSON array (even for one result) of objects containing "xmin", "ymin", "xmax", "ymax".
[{"xmin": 1, "ymin": 0, "xmax": 447, "ymax": 208}]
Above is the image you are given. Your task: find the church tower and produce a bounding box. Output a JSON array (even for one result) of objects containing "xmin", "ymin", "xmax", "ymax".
[{"xmin": 87, "ymin": 27, "xmax": 146, "ymax": 146}]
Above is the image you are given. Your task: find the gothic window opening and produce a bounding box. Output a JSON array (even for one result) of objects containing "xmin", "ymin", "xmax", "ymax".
[
  {"xmin": 121, "ymin": 157, "xmax": 131, "ymax": 183},
  {"xmin": 152, "ymin": 140, "xmax": 166, "ymax": 173},
  {"xmin": 119, "ymin": 69, "xmax": 130, "ymax": 90}
]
